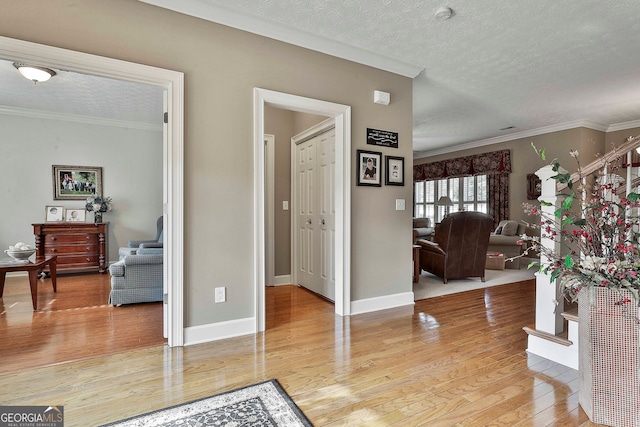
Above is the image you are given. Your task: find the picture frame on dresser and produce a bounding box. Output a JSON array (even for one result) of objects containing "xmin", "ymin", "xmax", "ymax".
[
  {"xmin": 65, "ymin": 209, "xmax": 86, "ymax": 222},
  {"xmin": 52, "ymin": 165, "xmax": 102, "ymax": 201},
  {"xmin": 45, "ymin": 206, "xmax": 64, "ymax": 222}
]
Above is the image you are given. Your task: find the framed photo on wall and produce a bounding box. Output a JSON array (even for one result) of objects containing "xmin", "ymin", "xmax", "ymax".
[
  {"xmin": 385, "ymin": 155, "xmax": 404, "ymax": 186},
  {"xmin": 45, "ymin": 206, "xmax": 65, "ymax": 222},
  {"xmin": 52, "ymin": 165, "xmax": 102, "ymax": 201},
  {"xmin": 65, "ymin": 209, "xmax": 86, "ymax": 222},
  {"xmin": 356, "ymin": 149, "xmax": 382, "ymax": 187}
]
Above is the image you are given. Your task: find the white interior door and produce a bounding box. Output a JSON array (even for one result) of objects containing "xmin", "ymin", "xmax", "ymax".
[{"xmin": 295, "ymin": 126, "xmax": 335, "ymax": 300}]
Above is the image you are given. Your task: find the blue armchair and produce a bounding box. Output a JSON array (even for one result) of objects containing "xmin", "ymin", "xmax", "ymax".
[
  {"xmin": 108, "ymin": 253, "xmax": 163, "ymax": 305},
  {"xmin": 118, "ymin": 216, "xmax": 163, "ymax": 260}
]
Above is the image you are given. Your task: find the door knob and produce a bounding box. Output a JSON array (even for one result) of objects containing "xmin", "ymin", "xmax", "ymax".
[
  {"xmin": 306, "ymin": 219, "xmax": 312, "ymax": 225},
  {"xmin": 320, "ymin": 219, "xmax": 325, "ymax": 225}
]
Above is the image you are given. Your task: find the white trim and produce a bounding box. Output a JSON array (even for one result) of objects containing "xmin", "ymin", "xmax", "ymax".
[
  {"xmin": 273, "ymin": 275, "xmax": 292, "ymax": 286},
  {"xmin": 184, "ymin": 317, "xmax": 255, "ymax": 346},
  {"xmin": 0, "ymin": 105, "xmax": 163, "ymax": 132},
  {"xmin": 350, "ymin": 292, "xmax": 415, "ymax": 315},
  {"xmin": 254, "ymin": 88, "xmax": 351, "ymax": 333},
  {"xmin": 265, "ymin": 134, "xmax": 275, "ymax": 287},
  {"xmin": 138, "ymin": 0, "xmax": 423, "ymax": 79},
  {"xmin": 607, "ymin": 119, "xmax": 640, "ymax": 133},
  {"xmin": 0, "ymin": 36, "xmax": 185, "ymax": 347},
  {"xmin": 415, "ymin": 118, "xmax": 640, "ymax": 159}
]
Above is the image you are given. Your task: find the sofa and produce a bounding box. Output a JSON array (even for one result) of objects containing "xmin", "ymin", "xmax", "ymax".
[
  {"xmin": 118, "ymin": 216, "xmax": 163, "ymax": 260},
  {"xmin": 488, "ymin": 220, "xmax": 526, "ymax": 269},
  {"xmin": 108, "ymin": 251, "xmax": 163, "ymax": 306},
  {"xmin": 413, "ymin": 217, "xmax": 435, "ymax": 243}
]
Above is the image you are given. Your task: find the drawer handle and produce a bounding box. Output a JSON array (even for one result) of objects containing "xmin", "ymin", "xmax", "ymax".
[
  {"xmin": 51, "ymin": 248, "xmax": 57, "ymax": 253},
  {"xmin": 86, "ymin": 258, "xmax": 91, "ymax": 262},
  {"xmin": 86, "ymin": 247, "xmax": 91, "ymax": 251},
  {"xmin": 50, "ymin": 237, "xmax": 57, "ymax": 241},
  {"xmin": 86, "ymin": 236, "xmax": 91, "ymax": 240}
]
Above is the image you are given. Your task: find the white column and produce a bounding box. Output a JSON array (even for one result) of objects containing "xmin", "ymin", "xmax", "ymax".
[{"xmin": 535, "ymin": 165, "xmax": 566, "ymax": 334}]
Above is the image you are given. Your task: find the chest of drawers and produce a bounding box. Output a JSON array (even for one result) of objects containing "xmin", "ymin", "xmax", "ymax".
[{"xmin": 32, "ymin": 223, "xmax": 108, "ymax": 274}]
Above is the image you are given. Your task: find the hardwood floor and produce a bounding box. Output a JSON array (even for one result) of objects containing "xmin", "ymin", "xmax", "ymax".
[
  {"xmin": 0, "ymin": 272, "xmax": 164, "ymax": 374},
  {"xmin": 0, "ymin": 280, "xmax": 599, "ymax": 426}
]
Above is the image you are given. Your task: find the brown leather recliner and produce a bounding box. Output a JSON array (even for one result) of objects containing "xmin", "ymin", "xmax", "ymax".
[{"xmin": 417, "ymin": 211, "xmax": 494, "ymax": 284}]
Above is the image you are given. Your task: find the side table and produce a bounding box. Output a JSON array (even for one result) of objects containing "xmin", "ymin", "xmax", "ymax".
[
  {"xmin": 413, "ymin": 245, "xmax": 420, "ymax": 283},
  {"xmin": 0, "ymin": 256, "xmax": 57, "ymax": 310}
]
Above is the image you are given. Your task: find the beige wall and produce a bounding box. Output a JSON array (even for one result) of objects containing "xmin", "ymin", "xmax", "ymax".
[
  {"xmin": 414, "ymin": 128, "xmax": 609, "ymax": 228},
  {"xmin": 1, "ymin": 0, "xmax": 413, "ymax": 327}
]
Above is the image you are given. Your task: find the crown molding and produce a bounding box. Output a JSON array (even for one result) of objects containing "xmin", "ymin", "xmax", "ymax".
[
  {"xmin": 0, "ymin": 105, "xmax": 162, "ymax": 132},
  {"xmin": 138, "ymin": 0, "xmax": 423, "ymax": 78},
  {"xmin": 607, "ymin": 119, "xmax": 640, "ymax": 133},
  {"xmin": 413, "ymin": 119, "xmax": 612, "ymax": 159}
]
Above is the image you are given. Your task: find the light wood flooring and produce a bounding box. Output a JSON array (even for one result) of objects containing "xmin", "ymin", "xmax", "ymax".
[{"xmin": 0, "ymin": 276, "xmax": 600, "ymax": 426}]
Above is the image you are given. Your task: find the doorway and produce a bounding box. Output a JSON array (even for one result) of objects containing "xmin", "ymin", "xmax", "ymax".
[
  {"xmin": 253, "ymin": 88, "xmax": 351, "ymax": 332},
  {"xmin": 0, "ymin": 36, "xmax": 185, "ymax": 346}
]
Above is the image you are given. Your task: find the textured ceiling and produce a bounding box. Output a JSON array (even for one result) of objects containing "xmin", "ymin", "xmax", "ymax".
[
  {"xmin": 0, "ymin": 59, "xmax": 163, "ymax": 127},
  {"xmin": 145, "ymin": 0, "xmax": 640, "ymax": 155}
]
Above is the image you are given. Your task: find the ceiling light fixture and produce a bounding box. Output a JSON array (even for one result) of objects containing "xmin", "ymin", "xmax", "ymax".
[
  {"xmin": 435, "ymin": 6, "xmax": 453, "ymax": 21},
  {"xmin": 13, "ymin": 62, "xmax": 56, "ymax": 83}
]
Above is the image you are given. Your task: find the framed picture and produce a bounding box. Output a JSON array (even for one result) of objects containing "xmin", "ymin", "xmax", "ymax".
[
  {"xmin": 52, "ymin": 165, "xmax": 102, "ymax": 201},
  {"xmin": 385, "ymin": 155, "xmax": 404, "ymax": 186},
  {"xmin": 45, "ymin": 206, "xmax": 65, "ymax": 222},
  {"xmin": 527, "ymin": 173, "xmax": 541, "ymax": 200},
  {"xmin": 65, "ymin": 209, "xmax": 86, "ymax": 222},
  {"xmin": 356, "ymin": 149, "xmax": 382, "ymax": 187}
]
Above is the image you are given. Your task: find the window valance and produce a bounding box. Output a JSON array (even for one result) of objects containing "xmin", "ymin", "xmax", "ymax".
[{"xmin": 413, "ymin": 149, "xmax": 512, "ymax": 182}]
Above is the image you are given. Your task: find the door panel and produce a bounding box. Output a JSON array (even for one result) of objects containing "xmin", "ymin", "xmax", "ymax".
[{"xmin": 295, "ymin": 128, "xmax": 335, "ymax": 300}]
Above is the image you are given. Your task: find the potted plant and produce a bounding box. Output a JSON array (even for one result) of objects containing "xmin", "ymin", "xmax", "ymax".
[{"xmin": 521, "ymin": 142, "xmax": 640, "ymax": 427}]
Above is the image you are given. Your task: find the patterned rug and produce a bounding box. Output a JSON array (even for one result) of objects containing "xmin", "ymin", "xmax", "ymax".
[{"xmin": 100, "ymin": 379, "xmax": 312, "ymax": 427}]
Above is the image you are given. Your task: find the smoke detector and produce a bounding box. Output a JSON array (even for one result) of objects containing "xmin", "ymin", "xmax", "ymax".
[{"xmin": 435, "ymin": 6, "xmax": 453, "ymax": 21}]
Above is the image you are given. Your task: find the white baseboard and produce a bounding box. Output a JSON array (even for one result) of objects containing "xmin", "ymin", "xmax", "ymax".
[
  {"xmin": 351, "ymin": 291, "xmax": 415, "ymax": 315},
  {"xmin": 273, "ymin": 275, "xmax": 292, "ymax": 286},
  {"xmin": 184, "ymin": 317, "xmax": 255, "ymax": 346}
]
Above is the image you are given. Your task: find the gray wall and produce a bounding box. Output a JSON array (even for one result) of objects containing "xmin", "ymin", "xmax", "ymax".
[
  {"xmin": 1, "ymin": 0, "xmax": 414, "ymax": 328},
  {"xmin": 0, "ymin": 114, "xmax": 163, "ymax": 263}
]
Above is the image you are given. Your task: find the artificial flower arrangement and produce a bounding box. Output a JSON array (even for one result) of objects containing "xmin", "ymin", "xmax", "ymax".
[
  {"xmin": 519, "ymin": 142, "xmax": 640, "ymax": 305},
  {"xmin": 85, "ymin": 195, "xmax": 113, "ymax": 214}
]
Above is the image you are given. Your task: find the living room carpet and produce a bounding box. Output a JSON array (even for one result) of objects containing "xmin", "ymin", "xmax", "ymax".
[
  {"xmin": 414, "ymin": 263, "xmax": 536, "ymax": 300},
  {"xmin": 100, "ymin": 379, "xmax": 312, "ymax": 427}
]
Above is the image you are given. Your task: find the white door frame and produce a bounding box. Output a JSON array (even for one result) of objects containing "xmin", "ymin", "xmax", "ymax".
[
  {"xmin": 0, "ymin": 36, "xmax": 185, "ymax": 346},
  {"xmin": 264, "ymin": 134, "xmax": 275, "ymax": 287},
  {"xmin": 253, "ymin": 88, "xmax": 351, "ymax": 332}
]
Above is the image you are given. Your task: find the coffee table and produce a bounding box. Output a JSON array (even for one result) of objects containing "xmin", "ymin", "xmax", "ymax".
[{"xmin": 0, "ymin": 255, "xmax": 57, "ymax": 310}]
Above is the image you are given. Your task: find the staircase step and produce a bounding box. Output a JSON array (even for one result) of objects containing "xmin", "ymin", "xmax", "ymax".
[
  {"xmin": 523, "ymin": 326, "xmax": 573, "ymax": 346},
  {"xmin": 561, "ymin": 308, "xmax": 578, "ymax": 323}
]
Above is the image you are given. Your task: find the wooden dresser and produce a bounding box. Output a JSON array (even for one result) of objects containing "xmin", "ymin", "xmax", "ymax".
[{"xmin": 32, "ymin": 223, "xmax": 108, "ymax": 274}]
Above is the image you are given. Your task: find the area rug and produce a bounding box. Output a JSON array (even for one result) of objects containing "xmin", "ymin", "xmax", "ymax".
[
  {"xmin": 100, "ymin": 379, "xmax": 312, "ymax": 427},
  {"xmin": 414, "ymin": 263, "xmax": 536, "ymax": 300}
]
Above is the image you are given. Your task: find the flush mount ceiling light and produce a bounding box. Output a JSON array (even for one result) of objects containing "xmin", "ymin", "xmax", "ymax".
[
  {"xmin": 13, "ymin": 62, "xmax": 56, "ymax": 83},
  {"xmin": 435, "ymin": 6, "xmax": 453, "ymax": 21}
]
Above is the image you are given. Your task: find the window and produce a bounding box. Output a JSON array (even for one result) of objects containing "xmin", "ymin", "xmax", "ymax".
[{"xmin": 414, "ymin": 175, "xmax": 487, "ymax": 224}]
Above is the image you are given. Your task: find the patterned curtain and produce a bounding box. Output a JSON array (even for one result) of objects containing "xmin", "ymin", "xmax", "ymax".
[{"xmin": 413, "ymin": 149, "xmax": 511, "ymax": 227}]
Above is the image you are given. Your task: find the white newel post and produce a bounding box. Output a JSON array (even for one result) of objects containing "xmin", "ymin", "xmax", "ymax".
[{"xmin": 534, "ymin": 165, "xmax": 567, "ymax": 335}]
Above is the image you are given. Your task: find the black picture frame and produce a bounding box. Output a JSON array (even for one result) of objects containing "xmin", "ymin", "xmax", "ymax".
[
  {"xmin": 356, "ymin": 149, "xmax": 382, "ymax": 187},
  {"xmin": 385, "ymin": 155, "xmax": 404, "ymax": 186}
]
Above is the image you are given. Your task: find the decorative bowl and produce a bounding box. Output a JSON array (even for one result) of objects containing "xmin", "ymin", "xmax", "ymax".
[{"xmin": 4, "ymin": 248, "xmax": 36, "ymax": 260}]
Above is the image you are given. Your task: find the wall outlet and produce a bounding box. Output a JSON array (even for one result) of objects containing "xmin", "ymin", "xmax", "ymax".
[
  {"xmin": 283, "ymin": 200, "xmax": 289, "ymax": 210},
  {"xmin": 215, "ymin": 287, "xmax": 226, "ymax": 303},
  {"xmin": 395, "ymin": 199, "xmax": 406, "ymax": 211}
]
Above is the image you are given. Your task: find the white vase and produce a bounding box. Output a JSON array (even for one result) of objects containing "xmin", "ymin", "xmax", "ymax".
[{"xmin": 578, "ymin": 287, "xmax": 640, "ymax": 427}]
